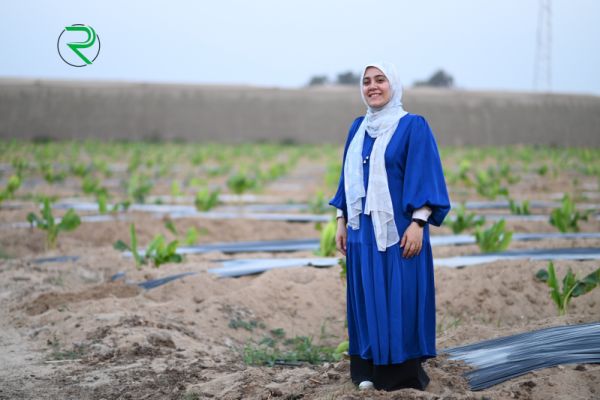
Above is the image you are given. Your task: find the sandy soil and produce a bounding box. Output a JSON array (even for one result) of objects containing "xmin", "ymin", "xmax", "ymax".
[{"xmin": 1, "ymin": 151, "xmax": 599, "ymax": 400}]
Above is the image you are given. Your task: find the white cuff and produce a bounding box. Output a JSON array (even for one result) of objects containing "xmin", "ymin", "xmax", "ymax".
[
  {"xmin": 336, "ymin": 209, "xmax": 344, "ymax": 219},
  {"xmin": 412, "ymin": 206, "xmax": 432, "ymax": 222}
]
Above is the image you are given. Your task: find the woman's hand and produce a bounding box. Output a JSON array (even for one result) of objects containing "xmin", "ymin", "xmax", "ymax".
[
  {"xmin": 335, "ymin": 217, "xmax": 347, "ymax": 256},
  {"xmin": 400, "ymin": 221, "xmax": 424, "ymax": 258}
]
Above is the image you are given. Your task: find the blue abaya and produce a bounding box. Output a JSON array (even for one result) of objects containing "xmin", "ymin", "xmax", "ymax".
[{"xmin": 329, "ymin": 113, "xmax": 450, "ymax": 366}]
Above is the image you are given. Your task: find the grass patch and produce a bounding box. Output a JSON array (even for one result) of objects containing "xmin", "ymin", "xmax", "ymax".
[{"xmin": 242, "ymin": 328, "xmax": 342, "ymax": 366}]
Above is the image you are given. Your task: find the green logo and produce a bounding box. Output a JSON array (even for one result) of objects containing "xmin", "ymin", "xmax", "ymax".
[{"xmin": 57, "ymin": 24, "xmax": 101, "ymax": 67}]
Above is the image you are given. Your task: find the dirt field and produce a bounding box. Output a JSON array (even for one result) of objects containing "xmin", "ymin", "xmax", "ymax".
[{"xmin": 0, "ymin": 143, "xmax": 599, "ymax": 399}]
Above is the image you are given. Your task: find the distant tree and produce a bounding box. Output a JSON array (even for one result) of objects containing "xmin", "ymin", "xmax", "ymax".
[
  {"xmin": 414, "ymin": 69, "xmax": 454, "ymax": 88},
  {"xmin": 308, "ymin": 75, "xmax": 329, "ymax": 86},
  {"xmin": 336, "ymin": 71, "xmax": 361, "ymax": 85}
]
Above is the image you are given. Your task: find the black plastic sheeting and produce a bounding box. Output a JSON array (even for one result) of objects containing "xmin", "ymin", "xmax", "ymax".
[
  {"xmin": 32, "ymin": 255, "xmax": 80, "ymax": 264},
  {"xmin": 444, "ymin": 322, "xmax": 600, "ymax": 390},
  {"xmin": 108, "ymin": 271, "xmax": 196, "ymax": 289},
  {"xmin": 136, "ymin": 272, "xmax": 197, "ymax": 289}
]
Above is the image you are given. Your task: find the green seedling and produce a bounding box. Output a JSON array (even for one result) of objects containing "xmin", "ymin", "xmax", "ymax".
[
  {"xmin": 536, "ymin": 164, "xmax": 549, "ymax": 176},
  {"xmin": 69, "ymin": 162, "xmax": 90, "ymax": 177},
  {"xmin": 164, "ymin": 219, "xmax": 200, "ymax": 246},
  {"xmin": 111, "ymin": 200, "xmax": 131, "ymax": 213},
  {"xmin": 114, "ymin": 223, "xmax": 144, "ymax": 267},
  {"xmin": 315, "ymin": 219, "xmax": 337, "ymax": 257},
  {"xmin": 127, "ymin": 174, "xmax": 153, "ymax": 203},
  {"xmin": 444, "ymin": 203, "xmax": 485, "ymax": 234},
  {"xmin": 535, "ymin": 262, "xmax": 600, "ymax": 315},
  {"xmin": 308, "ymin": 190, "xmax": 328, "ymax": 214},
  {"xmin": 508, "ymin": 199, "xmax": 531, "ymax": 215},
  {"xmin": 475, "ymin": 169, "xmax": 509, "ymax": 199},
  {"xmin": 114, "ymin": 223, "xmax": 183, "ymax": 269},
  {"xmin": 0, "ymin": 175, "xmax": 21, "ymax": 204},
  {"xmin": 339, "ymin": 258, "xmax": 347, "ymax": 280},
  {"xmin": 475, "ymin": 219, "xmax": 513, "ymax": 253},
  {"xmin": 194, "ymin": 188, "xmax": 220, "ymax": 211},
  {"xmin": 82, "ymin": 175, "xmax": 101, "ymax": 195},
  {"xmin": 27, "ymin": 198, "xmax": 81, "ymax": 249},
  {"xmin": 549, "ymin": 195, "xmax": 591, "ymax": 233},
  {"xmin": 170, "ymin": 180, "xmax": 182, "ymax": 197},
  {"xmin": 227, "ymin": 171, "xmax": 258, "ymax": 195},
  {"xmin": 183, "ymin": 227, "xmax": 201, "ymax": 246},
  {"xmin": 40, "ymin": 163, "xmax": 66, "ymax": 183},
  {"xmin": 324, "ymin": 161, "xmax": 342, "ymax": 190}
]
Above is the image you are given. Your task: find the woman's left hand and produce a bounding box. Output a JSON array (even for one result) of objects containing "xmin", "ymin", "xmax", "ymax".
[{"xmin": 400, "ymin": 221, "xmax": 424, "ymax": 258}]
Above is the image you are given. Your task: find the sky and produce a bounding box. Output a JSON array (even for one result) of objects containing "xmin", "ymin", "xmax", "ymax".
[{"xmin": 1, "ymin": 0, "xmax": 599, "ymax": 95}]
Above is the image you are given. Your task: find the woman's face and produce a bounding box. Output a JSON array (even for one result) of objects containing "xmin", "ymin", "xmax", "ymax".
[{"xmin": 362, "ymin": 67, "xmax": 392, "ymax": 108}]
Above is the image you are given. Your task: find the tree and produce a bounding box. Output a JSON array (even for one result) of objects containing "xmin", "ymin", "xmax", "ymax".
[
  {"xmin": 336, "ymin": 71, "xmax": 361, "ymax": 85},
  {"xmin": 308, "ymin": 75, "xmax": 329, "ymax": 86},
  {"xmin": 414, "ymin": 69, "xmax": 454, "ymax": 88}
]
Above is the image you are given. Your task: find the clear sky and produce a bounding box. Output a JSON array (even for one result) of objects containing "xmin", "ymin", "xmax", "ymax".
[{"xmin": 1, "ymin": 0, "xmax": 599, "ymax": 95}]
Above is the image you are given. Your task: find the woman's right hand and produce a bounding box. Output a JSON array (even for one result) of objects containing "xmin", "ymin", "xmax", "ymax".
[{"xmin": 335, "ymin": 218, "xmax": 347, "ymax": 256}]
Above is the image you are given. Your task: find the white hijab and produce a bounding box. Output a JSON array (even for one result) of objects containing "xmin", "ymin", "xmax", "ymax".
[{"xmin": 343, "ymin": 62, "xmax": 407, "ymax": 251}]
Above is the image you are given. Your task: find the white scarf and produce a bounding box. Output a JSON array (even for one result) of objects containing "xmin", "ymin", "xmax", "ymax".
[{"xmin": 343, "ymin": 62, "xmax": 407, "ymax": 251}]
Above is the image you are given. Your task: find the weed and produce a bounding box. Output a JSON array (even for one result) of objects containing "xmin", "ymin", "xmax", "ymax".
[
  {"xmin": 229, "ymin": 317, "xmax": 264, "ymax": 331},
  {"xmin": 47, "ymin": 334, "xmax": 86, "ymax": 361}
]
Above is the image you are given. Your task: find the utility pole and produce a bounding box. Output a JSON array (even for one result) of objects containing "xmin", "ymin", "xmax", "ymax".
[{"xmin": 533, "ymin": 0, "xmax": 552, "ymax": 92}]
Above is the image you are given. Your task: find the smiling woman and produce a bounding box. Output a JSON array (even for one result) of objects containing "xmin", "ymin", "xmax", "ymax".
[
  {"xmin": 329, "ymin": 61, "xmax": 451, "ymax": 392},
  {"xmin": 362, "ymin": 67, "xmax": 392, "ymax": 109}
]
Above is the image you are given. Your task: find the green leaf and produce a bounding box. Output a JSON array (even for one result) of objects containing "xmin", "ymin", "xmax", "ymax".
[
  {"xmin": 130, "ymin": 223, "xmax": 143, "ymax": 267},
  {"xmin": 535, "ymin": 268, "xmax": 549, "ymax": 282},
  {"xmin": 546, "ymin": 262, "xmax": 562, "ymax": 312},
  {"xmin": 164, "ymin": 219, "xmax": 178, "ymax": 235},
  {"xmin": 27, "ymin": 212, "xmax": 43, "ymax": 228},
  {"xmin": 571, "ymin": 268, "xmax": 600, "ymax": 297},
  {"xmin": 57, "ymin": 209, "xmax": 81, "ymax": 231},
  {"xmin": 41, "ymin": 198, "xmax": 55, "ymax": 228},
  {"xmin": 113, "ymin": 240, "xmax": 130, "ymax": 252}
]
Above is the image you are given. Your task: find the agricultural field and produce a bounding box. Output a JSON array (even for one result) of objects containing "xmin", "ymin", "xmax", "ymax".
[{"xmin": 0, "ymin": 140, "xmax": 599, "ymax": 400}]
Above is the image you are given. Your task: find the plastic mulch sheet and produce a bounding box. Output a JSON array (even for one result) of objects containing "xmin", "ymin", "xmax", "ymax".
[{"xmin": 444, "ymin": 322, "xmax": 600, "ymax": 390}]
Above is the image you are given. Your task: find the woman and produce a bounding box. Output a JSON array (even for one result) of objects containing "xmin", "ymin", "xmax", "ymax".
[{"xmin": 329, "ymin": 62, "xmax": 450, "ymax": 391}]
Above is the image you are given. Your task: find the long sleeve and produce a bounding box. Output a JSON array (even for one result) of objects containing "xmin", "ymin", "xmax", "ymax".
[
  {"xmin": 401, "ymin": 116, "xmax": 451, "ymax": 226},
  {"xmin": 329, "ymin": 117, "xmax": 364, "ymax": 221}
]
